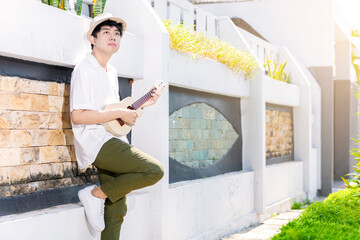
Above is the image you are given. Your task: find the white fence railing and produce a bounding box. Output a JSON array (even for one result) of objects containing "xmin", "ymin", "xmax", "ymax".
[
  {"xmin": 237, "ymin": 27, "xmax": 279, "ymax": 64},
  {"xmin": 150, "ymin": 0, "xmax": 218, "ymax": 37}
]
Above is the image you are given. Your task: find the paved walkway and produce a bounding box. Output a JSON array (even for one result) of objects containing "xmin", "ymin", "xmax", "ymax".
[
  {"xmin": 221, "ymin": 195, "xmax": 327, "ymax": 240},
  {"xmin": 221, "ymin": 210, "xmax": 304, "ymax": 240}
]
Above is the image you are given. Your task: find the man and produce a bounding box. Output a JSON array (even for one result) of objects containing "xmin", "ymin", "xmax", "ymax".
[{"xmin": 70, "ymin": 13, "xmax": 164, "ymax": 240}]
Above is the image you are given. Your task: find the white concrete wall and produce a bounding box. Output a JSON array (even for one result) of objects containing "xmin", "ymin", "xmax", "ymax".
[
  {"xmin": 333, "ymin": 1, "xmax": 353, "ymax": 81},
  {"xmin": 0, "ymin": 0, "xmax": 144, "ymax": 79},
  {"xmin": 333, "ymin": 4, "xmax": 352, "ymax": 81},
  {"xmin": 167, "ymin": 172, "xmax": 257, "ymax": 240},
  {"xmin": 278, "ymin": 47, "xmax": 314, "ymax": 198},
  {"xmin": 334, "ymin": 40, "xmax": 351, "ymax": 81},
  {"xmin": 292, "ymin": 55, "xmax": 322, "ymax": 190},
  {"xmin": 239, "ymin": 68, "xmax": 267, "ymax": 222},
  {"xmin": 265, "ymin": 162, "xmax": 304, "ymax": 206},
  {"xmin": 0, "ymin": 192, "xmax": 151, "ymax": 240},
  {"xmin": 199, "ymin": 0, "xmax": 334, "ymax": 68}
]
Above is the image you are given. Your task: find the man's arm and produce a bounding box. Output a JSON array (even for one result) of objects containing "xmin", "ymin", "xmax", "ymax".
[{"xmin": 71, "ymin": 108, "xmax": 138, "ymax": 125}]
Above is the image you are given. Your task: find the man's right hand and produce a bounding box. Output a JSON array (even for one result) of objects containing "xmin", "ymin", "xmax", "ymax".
[{"xmin": 118, "ymin": 109, "xmax": 138, "ymax": 126}]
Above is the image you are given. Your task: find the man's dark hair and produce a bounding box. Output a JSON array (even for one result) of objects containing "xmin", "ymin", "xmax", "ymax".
[{"xmin": 91, "ymin": 20, "xmax": 123, "ymax": 50}]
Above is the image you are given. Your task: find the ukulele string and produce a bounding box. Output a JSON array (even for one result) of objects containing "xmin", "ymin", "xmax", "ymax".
[{"xmin": 132, "ymin": 88, "xmax": 156, "ymax": 110}]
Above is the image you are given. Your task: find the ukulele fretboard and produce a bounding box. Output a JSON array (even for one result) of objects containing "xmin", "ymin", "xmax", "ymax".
[{"xmin": 131, "ymin": 88, "xmax": 156, "ymax": 110}]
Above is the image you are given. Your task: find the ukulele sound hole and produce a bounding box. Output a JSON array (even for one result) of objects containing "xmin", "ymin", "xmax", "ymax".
[
  {"xmin": 116, "ymin": 118, "xmax": 124, "ymax": 126},
  {"xmin": 116, "ymin": 105, "xmax": 134, "ymax": 126}
]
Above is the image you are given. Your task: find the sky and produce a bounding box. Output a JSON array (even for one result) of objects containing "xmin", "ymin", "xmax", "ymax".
[{"xmin": 336, "ymin": 0, "xmax": 360, "ymax": 28}]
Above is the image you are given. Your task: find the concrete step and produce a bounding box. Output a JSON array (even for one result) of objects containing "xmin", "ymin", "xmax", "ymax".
[{"xmin": 222, "ymin": 210, "xmax": 304, "ymax": 240}]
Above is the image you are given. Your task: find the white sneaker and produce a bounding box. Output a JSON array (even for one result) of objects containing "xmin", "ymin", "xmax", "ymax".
[{"xmin": 78, "ymin": 185, "xmax": 105, "ymax": 232}]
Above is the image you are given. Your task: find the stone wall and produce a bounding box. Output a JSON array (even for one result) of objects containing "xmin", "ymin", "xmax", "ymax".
[
  {"xmin": 169, "ymin": 103, "xmax": 239, "ymax": 168},
  {"xmin": 266, "ymin": 106, "xmax": 294, "ymax": 161},
  {"xmin": 0, "ymin": 76, "xmax": 96, "ymax": 198}
]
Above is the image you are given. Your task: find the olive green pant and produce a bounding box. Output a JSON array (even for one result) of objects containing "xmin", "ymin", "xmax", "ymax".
[{"xmin": 93, "ymin": 138, "xmax": 164, "ymax": 240}]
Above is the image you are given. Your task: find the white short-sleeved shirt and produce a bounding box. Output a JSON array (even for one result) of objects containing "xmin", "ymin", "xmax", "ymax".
[{"xmin": 70, "ymin": 53, "xmax": 128, "ymax": 169}]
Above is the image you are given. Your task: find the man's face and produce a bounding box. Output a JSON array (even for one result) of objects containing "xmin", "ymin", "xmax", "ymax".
[{"xmin": 90, "ymin": 25, "xmax": 121, "ymax": 55}]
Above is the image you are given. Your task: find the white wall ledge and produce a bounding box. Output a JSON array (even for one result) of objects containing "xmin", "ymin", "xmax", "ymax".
[
  {"xmin": 169, "ymin": 170, "xmax": 254, "ymax": 188},
  {"xmin": 0, "ymin": 0, "xmax": 144, "ymax": 79},
  {"xmin": 0, "ymin": 191, "xmax": 151, "ymax": 240},
  {"xmin": 264, "ymin": 76, "xmax": 300, "ymax": 107},
  {"xmin": 168, "ymin": 50, "xmax": 250, "ymax": 98}
]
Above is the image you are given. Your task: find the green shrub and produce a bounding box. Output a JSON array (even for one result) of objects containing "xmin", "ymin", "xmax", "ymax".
[
  {"xmin": 342, "ymin": 135, "xmax": 360, "ymax": 189},
  {"xmin": 351, "ymin": 29, "xmax": 360, "ymax": 85},
  {"xmin": 42, "ymin": 0, "xmax": 68, "ymax": 10},
  {"xmin": 163, "ymin": 20, "xmax": 259, "ymax": 79},
  {"xmin": 291, "ymin": 201, "xmax": 301, "ymax": 210},
  {"xmin": 92, "ymin": 0, "xmax": 102, "ymax": 17},
  {"xmin": 272, "ymin": 188, "xmax": 360, "ymax": 240},
  {"xmin": 291, "ymin": 195, "xmax": 310, "ymax": 210},
  {"xmin": 41, "ymin": 0, "xmax": 106, "ymax": 17}
]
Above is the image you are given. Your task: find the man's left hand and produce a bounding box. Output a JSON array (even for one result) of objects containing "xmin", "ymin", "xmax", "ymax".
[{"xmin": 142, "ymin": 87, "xmax": 162, "ymax": 108}]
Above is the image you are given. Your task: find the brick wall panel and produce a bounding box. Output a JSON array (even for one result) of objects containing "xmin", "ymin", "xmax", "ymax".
[
  {"xmin": 16, "ymin": 79, "xmax": 58, "ymax": 96},
  {"xmin": 12, "ymin": 93, "xmax": 49, "ymax": 111},
  {"xmin": 48, "ymin": 82, "xmax": 59, "ymax": 96},
  {"xmin": 0, "ymin": 91, "xmax": 51, "ymax": 112},
  {"xmin": 0, "ymin": 185, "xmax": 11, "ymax": 197},
  {"xmin": 64, "ymin": 84, "xmax": 70, "ymax": 97},
  {"xmin": 6, "ymin": 165, "xmax": 31, "ymax": 184},
  {"xmin": 0, "ymin": 76, "xmax": 98, "ymax": 197},
  {"xmin": 18, "ymin": 79, "xmax": 45, "ymax": 95},
  {"xmin": 0, "ymin": 166, "xmax": 8, "ymax": 185},
  {"xmin": 11, "ymin": 130, "xmax": 32, "ymax": 147},
  {"xmin": 61, "ymin": 113, "xmax": 71, "ymax": 129},
  {"xmin": 0, "ymin": 148, "xmax": 20, "ymax": 167},
  {"xmin": 29, "ymin": 130, "xmax": 49, "ymax": 147},
  {"xmin": 266, "ymin": 108, "xmax": 294, "ymax": 160},
  {"xmin": 0, "ymin": 76, "xmax": 18, "ymax": 92},
  {"xmin": 30, "ymin": 163, "xmax": 63, "ymax": 182},
  {"xmin": 0, "ymin": 130, "xmax": 11, "ymax": 148},
  {"xmin": 9, "ymin": 182, "xmax": 39, "ymax": 196},
  {"xmin": 0, "ymin": 91, "xmax": 13, "ymax": 110},
  {"xmin": 58, "ymin": 146, "xmax": 72, "ymax": 162},
  {"xmin": 0, "ymin": 111, "xmax": 61, "ymax": 130},
  {"xmin": 64, "ymin": 129, "xmax": 74, "ymax": 145},
  {"xmin": 38, "ymin": 146, "xmax": 72, "ymax": 164},
  {"xmin": 39, "ymin": 146, "xmax": 58, "ymax": 164},
  {"xmin": 49, "ymin": 96, "xmax": 69, "ymax": 113},
  {"xmin": 48, "ymin": 130, "xmax": 66, "ymax": 146},
  {"xmin": 20, "ymin": 147, "xmax": 39, "ymax": 165}
]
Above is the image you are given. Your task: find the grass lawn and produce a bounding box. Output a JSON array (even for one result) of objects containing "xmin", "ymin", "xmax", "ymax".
[{"xmin": 272, "ymin": 188, "xmax": 360, "ymax": 239}]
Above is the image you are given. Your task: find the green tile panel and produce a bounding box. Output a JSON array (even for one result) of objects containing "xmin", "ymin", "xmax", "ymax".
[{"xmin": 169, "ymin": 103, "xmax": 239, "ymax": 168}]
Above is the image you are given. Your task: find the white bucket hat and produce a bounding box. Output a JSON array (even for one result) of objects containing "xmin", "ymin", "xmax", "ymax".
[{"xmin": 86, "ymin": 12, "xmax": 127, "ymax": 42}]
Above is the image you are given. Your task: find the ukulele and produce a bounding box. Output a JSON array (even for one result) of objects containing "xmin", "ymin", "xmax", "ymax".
[{"xmin": 102, "ymin": 81, "xmax": 166, "ymax": 136}]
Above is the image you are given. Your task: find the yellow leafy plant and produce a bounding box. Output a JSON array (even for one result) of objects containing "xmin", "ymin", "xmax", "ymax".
[
  {"xmin": 263, "ymin": 58, "xmax": 291, "ymax": 83},
  {"xmin": 163, "ymin": 20, "xmax": 258, "ymax": 79}
]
